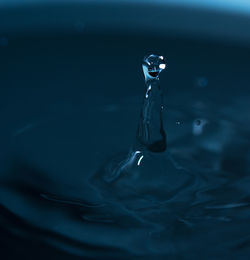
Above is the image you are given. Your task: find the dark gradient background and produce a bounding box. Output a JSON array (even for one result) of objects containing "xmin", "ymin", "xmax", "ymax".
[{"xmin": 1, "ymin": 1, "xmax": 250, "ymax": 259}]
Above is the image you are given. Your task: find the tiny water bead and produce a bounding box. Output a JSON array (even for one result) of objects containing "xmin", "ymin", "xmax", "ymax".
[
  {"xmin": 142, "ymin": 54, "xmax": 166, "ymax": 79},
  {"xmin": 192, "ymin": 118, "xmax": 208, "ymax": 136}
]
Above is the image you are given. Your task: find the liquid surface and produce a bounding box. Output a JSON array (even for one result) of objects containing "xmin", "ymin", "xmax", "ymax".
[{"xmin": 0, "ymin": 35, "xmax": 250, "ymax": 260}]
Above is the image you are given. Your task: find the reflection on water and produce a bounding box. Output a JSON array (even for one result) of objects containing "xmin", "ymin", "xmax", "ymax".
[{"xmin": 0, "ymin": 91, "xmax": 250, "ymax": 259}]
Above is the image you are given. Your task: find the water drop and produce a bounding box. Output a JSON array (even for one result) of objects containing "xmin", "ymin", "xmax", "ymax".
[
  {"xmin": 192, "ymin": 118, "xmax": 208, "ymax": 136},
  {"xmin": 91, "ymin": 53, "xmax": 191, "ymax": 201},
  {"xmin": 92, "ymin": 54, "xmax": 169, "ymax": 185},
  {"xmin": 136, "ymin": 54, "xmax": 167, "ymax": 153},
  {"xmin": 142, "ymin": 54, "xmax": 166, "ymax": 80}
]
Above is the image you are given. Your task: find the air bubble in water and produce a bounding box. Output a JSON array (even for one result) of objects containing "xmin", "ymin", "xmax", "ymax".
[{"xmin": 192, "ymin": 118, "xmax": 208, "ymax": 136}]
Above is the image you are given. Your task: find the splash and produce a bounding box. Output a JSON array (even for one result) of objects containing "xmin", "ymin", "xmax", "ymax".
[
  {"xmin": 136, "ymin": 54, "xmax": 167, "ymax": 153},
  {"xmin": 93, "ymin": 54, "xmax": 170, "ymax": 184},
  {"xmin": 91, "ymin": 54, "xmax": 190, "ymax": 200}
]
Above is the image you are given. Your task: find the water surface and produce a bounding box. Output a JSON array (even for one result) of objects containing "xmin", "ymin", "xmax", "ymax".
[{"xmin": 0, "ymin": 34, "xmax": 250, "ymax": 259}]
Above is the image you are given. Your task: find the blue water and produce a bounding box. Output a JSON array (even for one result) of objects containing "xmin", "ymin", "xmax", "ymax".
[{"xmin": 0, "ymin": 34, "xmax": 250, "ymax": 259}]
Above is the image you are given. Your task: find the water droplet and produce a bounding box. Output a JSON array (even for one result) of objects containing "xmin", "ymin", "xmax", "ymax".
[
  {"xmin": 136, "ymin": 54, "xmax": 167, "ymax": 153},
  {"xmin": 192, "ymin": 118, "xmax": 208, "ymax": 136},
  {"xmin": 142, "ymin": 54, "xmax": 166, "ymax": 80}
]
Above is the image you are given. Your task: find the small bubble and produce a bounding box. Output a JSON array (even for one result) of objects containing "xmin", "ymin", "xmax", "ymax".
[
  {"xmin": 194, "ymin": 77, "xmax": 208, "ymax": 88},
  {"xmin": 192, "ymin": 118, "xmax": 208, "ymax": 136},
  {"xmin": 176, "ymin": 121, "xmax": 181, "ymax": 125},
  {"xmin": 195, "ymin": 119, "xmax": 201, "ymax": 126}
]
